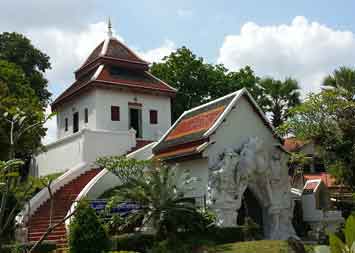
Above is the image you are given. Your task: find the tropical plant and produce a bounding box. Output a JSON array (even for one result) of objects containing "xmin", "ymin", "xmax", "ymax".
[
  {"xmin": 323, "ymin": 66, "xmax": 355, "ymax": 100},
  {"xmin": 69, "ymin": 201, "xmax": 110, "ymax": 253},
  {"xmin": 259, "ymin": 77, "xmax": 301, "ymax": 127},
  {"xmin": 329, "ymin": 215, "xmax": 355, "ymax": 253},
  {"xmin": 96, "ymin": 157, "xmax": 200, "ymax": 239}
]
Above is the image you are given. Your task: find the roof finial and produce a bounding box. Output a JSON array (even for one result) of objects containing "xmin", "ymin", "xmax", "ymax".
[{"xmin": 108, "ymin": 17, "xmax": 113, "ymax": 38}]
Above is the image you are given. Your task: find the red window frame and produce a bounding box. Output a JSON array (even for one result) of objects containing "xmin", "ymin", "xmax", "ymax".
[
  {"xmin": 111, "ymin": 106, "xmax": 120, "ymax": 121},
  {"xmin": 150, "ymin": 110, "xmax": 158, "ymax": 124}
]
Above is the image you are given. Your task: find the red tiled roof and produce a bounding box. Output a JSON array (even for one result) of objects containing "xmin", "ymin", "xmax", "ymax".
[
  {"xmin": 166, "ymin": 106, "xmax": 225, "ymax": 141},
  {"xmin": 80, "ymin": 38, "xmax": 148, "ymax": 71},
  {"xmin": 96, "ymin": 65, "xmax": 176, "ymax": 93},
  {"xmin": 154, "ymin": 139, "xmax": 208, "ymax": 160},
  {"xmin": 304, "ymin": 173, "xmax": 337, "ymax": 188},
  {"xmin": 283, "ymin": 137, "xmax": 307, "ymax": 152},
  {"xmin": 52, "ymin": 36, "xmax": 176, "ymax": 110},
  {"xmin": 153, "ymin": 93, "xmax": 236, "ymax": 158}
]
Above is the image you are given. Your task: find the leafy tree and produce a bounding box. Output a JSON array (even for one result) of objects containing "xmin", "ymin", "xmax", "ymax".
[
  {"xmin": 151, "ymin": 47, "xmax": 212, "ymax": 120},
  {"xmin": 69, "ymin": 201, "xmax": 110, "ymax": 253},
  {"xmin": 323, "ymin": 66, "xmax": 355, "ymax": 100},
  {"xmin": 0, "ymin": 60, "xmax": 47, "ymax": 160},
  {"xmin": 278, "ymin": 88, "xmax": 355, "ymax": 189},
  {"xmin": 0, "ymin": 32, "xmax": 51, "ymax": 105},
  {"xmin": 259, "ymin": 77, "xmax": 301, "ymax": 127},
  {"xmin": 96, "ymin": 157, "xmax": 201, "ymax": 239}
]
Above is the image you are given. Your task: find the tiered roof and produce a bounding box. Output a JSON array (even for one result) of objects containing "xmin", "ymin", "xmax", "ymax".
[
  {"xmin": 153, "ymin": 88, "xmax": 281, "ymax": 161},
  {"xmin": 52, "ymin": 32, "xmax": 176, "ymax": 110}
]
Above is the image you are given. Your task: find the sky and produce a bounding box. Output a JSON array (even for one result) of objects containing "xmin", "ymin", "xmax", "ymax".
[{"xmin": 1, "ymin": 0, "xmax": 355, "ymax": 143}]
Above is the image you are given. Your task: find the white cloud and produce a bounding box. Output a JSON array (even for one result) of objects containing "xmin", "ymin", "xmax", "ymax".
[
  {"xmin": 138, "ymin": 40, "xmax": 176, "ymax": 63},
  {"xmin": 26, "ymin": 22, "xmax": 116, "ymax": 90},
  {"xmin": 218, "ymin": 16, "xmax": 355, "ymax": 93},
  {"xmin": 22, "ymin": 22, "xmax": 175, "ymax": 144}
]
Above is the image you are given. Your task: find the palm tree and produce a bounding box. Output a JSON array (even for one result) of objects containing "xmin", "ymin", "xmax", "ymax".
[
  {"xmin": 323, "ymin": 66, "xmax": 355, "ymax": 100},
  {"xmin": 259, "ymin": 77, "xmax": 301, "ymax": 128},
  {"xmin": 96, "ymin": 157, "xmax": 201, "ymax": 238}
]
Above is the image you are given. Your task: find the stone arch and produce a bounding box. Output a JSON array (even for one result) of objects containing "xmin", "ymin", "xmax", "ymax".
[{"xmin": 236, "ymin": 187, "xmax": 265, "ymax": 236}]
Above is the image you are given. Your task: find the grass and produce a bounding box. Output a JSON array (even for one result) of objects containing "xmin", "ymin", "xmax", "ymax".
[{"xmin": 209, "ymin": 240, "xmax": 290, "ymax": 253}]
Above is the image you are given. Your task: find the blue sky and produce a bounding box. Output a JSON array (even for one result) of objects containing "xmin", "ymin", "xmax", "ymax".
[
  {"xmin": 99, "ymin": 0, "xmax": 355, "ymax": 61},
  {"xmin": 1, "ymin": 0, "xmax": 355, "ymax": 142}
]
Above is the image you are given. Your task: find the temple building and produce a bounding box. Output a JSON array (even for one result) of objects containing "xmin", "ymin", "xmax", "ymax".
[
  {"xmin": 32, "ymin": 23, "xmax": 176, "ymax": 177},
  {"xmin": 20, "ymin": 23, "xmax": 176, "ymax": 250}
]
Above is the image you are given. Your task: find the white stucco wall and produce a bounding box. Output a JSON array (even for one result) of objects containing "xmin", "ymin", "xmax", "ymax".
[
  {"xmin": 207, "ymin": 96, "xmax": 280, "ymax": 165},
  {"xmin": 56, "ymin": 90, "xmax": 97, "ymax": 139},
  {"xmin": 55, "ymin": 88, "xmax": 171, "ymax": 142},
  {"xmin": 95, "ymin": 89, "xmax": 171, "ymax": 141},
  {"xmin": 175, "ymin": 158, "xmax": 209, "ymax": 198},
  {"xmin": 34, "ymin": 129, "xmax": 136, "ymax": 177},
  {"xmin": 35, "ymin": 132, "xmax": 84, "ymax": 176}
]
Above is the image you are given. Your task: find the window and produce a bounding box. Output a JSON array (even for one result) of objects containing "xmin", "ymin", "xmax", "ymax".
[
  {"xmin": 150, "ymin": 110, "xmax": 158, "ymax": 124},
  {"xmin": 84, "ymin": 108, "xmax": 88, "ymax": 123},
  {"xmin": 73, "ymin": 112, "xmax": 79, "ymax": 133},
  {"xmin": 111, "ymin": 106, "xmax": 120, "ymax": 121},
  {"xmin": 65, "ymin": 118, "xmax": 68, "ymax": 131}
]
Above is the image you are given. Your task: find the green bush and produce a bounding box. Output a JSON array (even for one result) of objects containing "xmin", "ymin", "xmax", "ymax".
[
  {"xmin": 111, "ymin": 233, "xmax": 155, "ymax": 253},
  {"xmin": 2, "ymin": 241, "xmax": 56, "ymax": 253},
  {"xmin": 69, "ymin": 201, "xmax": 110, "ymax": 253}
]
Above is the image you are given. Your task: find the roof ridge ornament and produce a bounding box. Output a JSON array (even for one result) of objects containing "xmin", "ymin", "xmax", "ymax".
[{"xmin": 108, "ymin": 17, "xmax": 113, "ymax": 38}]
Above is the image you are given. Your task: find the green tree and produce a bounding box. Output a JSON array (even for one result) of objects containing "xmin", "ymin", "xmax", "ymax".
[
  {"xmin": 0, "ymin": 32, "xmax": 51, "ymax": 105},
  {"xmin": 0, "ymin": 60, "xmax": 46, "ymax": 160},
  {"xmin": 151, "ymin": 47, "xmax": 212, "ymax": 120},
  {"xmin": 279, "ymin": 88, "xmax": 355, "ymax": 189},
  {"xmin": 259, "ymin": 77, "xmax": 301, "ymax": 127},
  {"xmin": 96, "ymin": 157, "xmax": 201, "ymax": 239},
  {"xmin": 323, "ymin": 66, "xmax": 355, "ymax": 100},
  {"xmin": 69, "ymin": 201, "xmax": 110, "ymax": 253},
  {"xmin": 151, "ymin": 47, "xmax": 299, "ymax": 124}
]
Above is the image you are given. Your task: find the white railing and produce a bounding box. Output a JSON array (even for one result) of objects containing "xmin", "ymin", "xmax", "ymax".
[{"xmin": 16, "ymin": 162, "xmax": 91, "ymax": 226}]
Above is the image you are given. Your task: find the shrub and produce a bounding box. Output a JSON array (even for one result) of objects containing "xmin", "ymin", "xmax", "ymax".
[
  {"xmin": 111, "ymin": 233, "xmax": 155, "ymax": 253},
  {"xmin": 69, "ymin": 201, "xmax": 110, "ymax": 253}
]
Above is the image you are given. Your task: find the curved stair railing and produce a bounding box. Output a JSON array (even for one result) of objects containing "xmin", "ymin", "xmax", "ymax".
[
  {"xmin": 65, "ymin": 142, "xmax": 156, "ymax": 232},
  {"xmin": 15, "ymin": 162, "xmax": 92, "ymax": 229}
]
